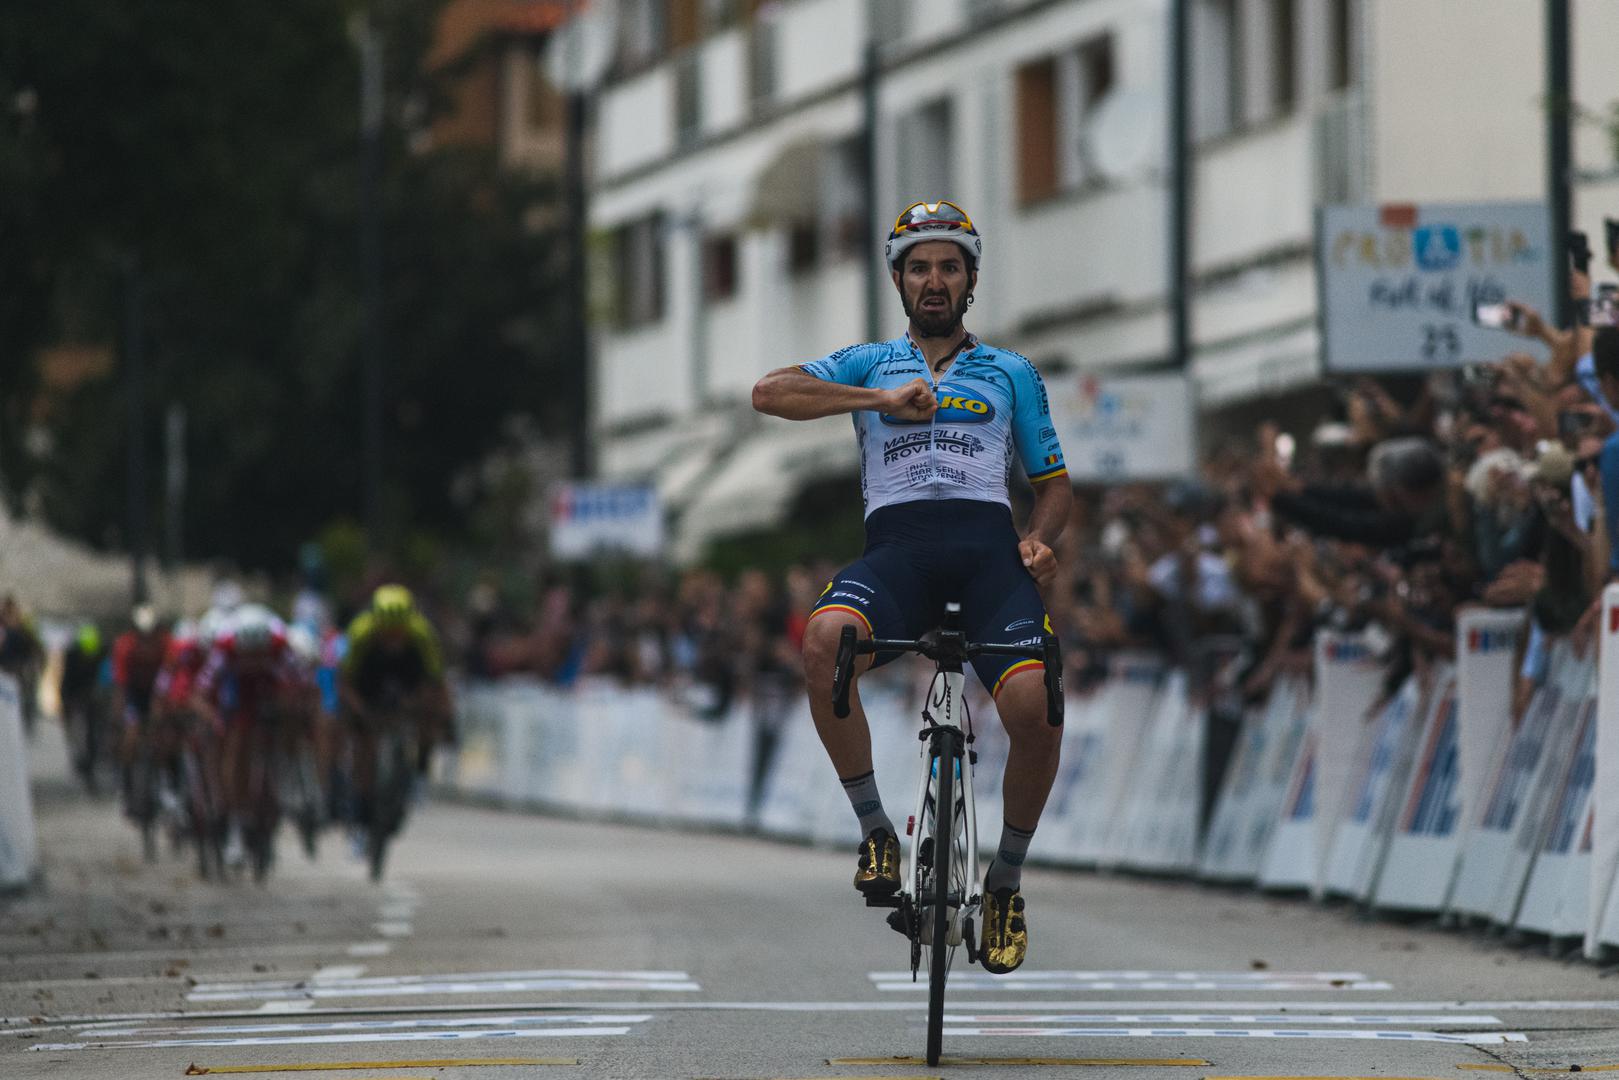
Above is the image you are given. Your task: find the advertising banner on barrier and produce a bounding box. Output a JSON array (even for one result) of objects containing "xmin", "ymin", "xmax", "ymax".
[
  {"xmin": 0, "ymin": 673, "xmax": 37, "ymax": 890},
  {"xmin": 1252, "ymin": 633, "xmax": 1384, "ymax": 895},
  {"xmin": 1321, "ymin": 675, "xmax": 1424, "ymax": 898},
  {"xmin": 1063, "ymin": 656, "xmax": 1166, "ymax": 864},
  {"xmin": 1113, "ymin": 672, "xmax": 1201, "ymax": 872},
  {"xmin": 1591, "ymin": 585, "xmax": 1619, "ymax": 956},
  {"xmin": 1040, "ymin": 687, "xmax": 1111, "ymax": 866},
  {"xmin": 1491, "ymin": 655, "xmax": 1592, "ymax": 926},
  {"xmin": 1454, "ymin": 610, "xmax": 1525, "ymax": 844},
  {"xmin": 1516, "ymin": 690, "xmax": 1597, "ymax": 937},
  {"xmin": 1199, "ymin": 703, "xmax": 1266, "ymax": 881},
  {"xmin": 1317, "ymin": 201, "xmax": 1553, "ymax": 373},
  {"xmin": 1449, "ymin": 647, "xmax": 1572, "ymax": 920},
  {"xmin": 548, "ymin": 484, "xmax": 664, "ymax": 559},
  {"xmin": 1373, "ymin": 673, "xmax": 1464, "ymax": 912}
]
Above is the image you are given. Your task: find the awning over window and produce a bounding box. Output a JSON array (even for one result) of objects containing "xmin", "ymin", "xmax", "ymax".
[
  {"xmin": 673, "ymin": 417, "xmax": 857, "ymax": 561},
  {"xmin": 745, "ymin": 135, "xmax": 828, "ymax": 229}
]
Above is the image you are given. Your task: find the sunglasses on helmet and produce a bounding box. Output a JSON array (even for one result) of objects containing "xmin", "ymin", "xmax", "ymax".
[{"xmin": 891, "ymin": 200, "xmax": 976, "ymax": 236}]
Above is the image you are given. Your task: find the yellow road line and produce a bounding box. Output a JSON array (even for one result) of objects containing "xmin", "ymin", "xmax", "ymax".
[
  {"xmin": 183, "ymin": 1059, "xmax": 574, "ymax": 1075},
  {"xmin": 828, "ymin": 1058, "xmax": 1207, "ymax": 1068},
  {"xmin": 1462, "ymin": 1067, "xmax": 1619, "ymax": 1074}
]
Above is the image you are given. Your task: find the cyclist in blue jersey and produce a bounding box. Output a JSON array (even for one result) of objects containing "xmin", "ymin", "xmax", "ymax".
[{"xmin": 752, "ymin": 200, "xmax": 1072, "ymax": 974}]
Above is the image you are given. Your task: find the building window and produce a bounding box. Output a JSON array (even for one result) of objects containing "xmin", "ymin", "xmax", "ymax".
[
  {"xmin": 748, "ymin": 6, "xmax": 779, "ymax": 111},
  {"xmin": 1269, "ymin": 0, "xmax": 1296, "ymax": 117},
  {"xmin": 614, "ymin": 213, "xmax": 665, "ymax": 329},
  {"xmin": 896, "ymin": 97, "xmax": 954, "ymax": 200},
  {"xmin": 1015, "ymin": 35, "xmax": 1115, "ymax": 205},
  {"xmin": 616, "ymin": 0, "xmax": 667, "ymax": 77},
  {"xmin": 787, "ymin": 221, "xmax": 819, "ymax": 276},
  {"xmin": 674, "ymin": 49, "xmax": 701, "ymax": 147},
  {"xmin": 1194, "ymin": 0, "xmax": 1242, "ymax": 141},
  {"xmin": 1327, "ymin": 0, "xmax": 1357, "ymax": 92},
  {"xmin": 871, "ymin": 0, "xmax": 910, "ymax": 44},
  {"xmin": 703, "ymin": 234, "xmax": 739, "ymax": 301},
  {"xmin": 670, "ymin": 0, "xmax": 702, "ymax": 49},
  {"xmin": 823, "ymin": 136, "xmax": 866, "ymax": 260}
]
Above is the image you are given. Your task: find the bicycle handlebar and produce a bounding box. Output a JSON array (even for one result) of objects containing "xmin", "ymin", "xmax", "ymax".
[{"xmin": 830, "ymin": 624, "xmax": 1064, "ymax": 727}]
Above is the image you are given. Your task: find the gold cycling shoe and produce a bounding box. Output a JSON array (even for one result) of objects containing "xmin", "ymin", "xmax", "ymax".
[
  {"xmin": 854, "ymin": 830, "xmax": 901, "ymax": 895},
  {"xmin": 980, "ymin": 887, "xmax": 1027, "ymax": 973}
]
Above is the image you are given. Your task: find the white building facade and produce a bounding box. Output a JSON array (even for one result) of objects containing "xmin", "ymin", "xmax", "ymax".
[{"xmin": 585, "ymin": 0, "xmax": 1619, "ymax": 559}]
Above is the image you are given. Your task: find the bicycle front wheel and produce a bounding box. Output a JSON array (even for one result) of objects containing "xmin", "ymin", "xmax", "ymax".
[{"xmin": 926, "ymin": 743, "xmax": 954, "ymax": 1067}]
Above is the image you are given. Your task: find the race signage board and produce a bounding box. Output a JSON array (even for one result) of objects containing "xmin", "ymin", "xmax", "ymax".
[
  {"xmin": 1049, "ymin": 373, "xmax": 1195, "ymax": 482},
  {"xmin": 1317, "ymin": 202, "xmax": 1553, "ymax": 372},
  {"xmin": 549, "ymin": 484, "xmax": 664, "ymax": 559}
]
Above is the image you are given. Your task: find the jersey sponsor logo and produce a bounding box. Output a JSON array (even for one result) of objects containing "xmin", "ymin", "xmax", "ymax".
[
  {"xmin": 878, "ymin": 363, "xmax": 919, "ymax": 376},
  {"xmin": 840, "ymin": 579, "xmax": 875, "ymax": 594},
  {"xmin": 1038, "ymin": 426, "xmax": 1056, "ymax": 441},
  {"xmin": 880, "ymin": 384, "xmax": 995, "ymax": 426},
  {"xmin": 881, "ymin": 430, "xmax": 985, "ymax": 463},
  {"xmin": 1005, "ymin": 618, "xmax": 1036, "ymax": 633},
  {"xmin": 828, "ymin": 591, "xmax": 870, "ymax": 606}
]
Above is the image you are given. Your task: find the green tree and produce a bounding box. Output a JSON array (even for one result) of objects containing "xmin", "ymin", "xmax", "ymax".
[{"xmin": 0, "ymin": 0, "xmax": 570, "ymax": 569}]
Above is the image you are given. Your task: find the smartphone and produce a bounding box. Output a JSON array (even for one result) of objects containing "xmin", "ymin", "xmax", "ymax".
[
  {"xmin": 1558, "ymin": 409, "xmax": 1596, "ymax": 441},
  {"xmin": 1571, "ymin": 230, "xmax": 1594, "ymax": 275},
  {"xmin": 1472, "ymin": 302, "xmax": 1519, "ymax": 330},
  {"xmin": 1594, "ymin": 284, "xmax": 1619, "ymax": 328}
]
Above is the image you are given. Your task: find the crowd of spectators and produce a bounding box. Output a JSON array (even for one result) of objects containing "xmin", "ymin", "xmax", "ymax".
[{"xmin": 457, "ymin": 249, "xmax": 1619, "ymax": 743}]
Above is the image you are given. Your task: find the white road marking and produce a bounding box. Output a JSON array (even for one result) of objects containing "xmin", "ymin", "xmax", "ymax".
[
  {"xmin": 347, "ymin": 942, "xmax": 393, "ymax": 957},
  {"xmin": 9, "ymin": 999, "xmax": 1611, "ymax": 1036},
  {"xmin": 185, "ymin": 969, "xmax": 702, "ymax": 1003},
  {"xmin": 373, "ymin": 921, "xmax": 414, "ymax": 938},
  {"xmin": 311, "ymin": 965, "xmax": 368, "ymax": 983},
  {"xmin": 377, "ymin": 902, "xmax": 418, "ymax": 920},
  {"xmin": 936, "ymin": 1027, "xmax": 1527, "ymax": 1044},
  {"xmin": 941, "ymin": 1014, "xmax": 1503, "ymax": 1026},
  {"xmin": 31, "ymin": 1027, "xmax": 637, "ymax": 1051},
  {"xmin": 870, "ymin": 970, "xmax": 1374, "ymax": 982},
  {"xmin": 874, "ymin": 979, "xmax": 1394, "ymax": 992},
  {"xmin": 192, "ymin": 969, "xmax": 696, "ymax": 993},
  {"xmin": 81, "ymin": 1014, "xmax": 651, "ymax": 1037}
]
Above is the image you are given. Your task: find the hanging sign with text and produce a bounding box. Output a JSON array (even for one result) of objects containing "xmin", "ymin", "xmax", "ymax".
[{"xmin": 1317, "ymin": 202, "xmax": 1552, "ymax": 372}]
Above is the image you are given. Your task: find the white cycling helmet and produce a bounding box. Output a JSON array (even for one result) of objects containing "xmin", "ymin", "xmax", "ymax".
[
  {"xmin": 885, "ymin": 200, "xmax": 982, "ymax": 272},
  {"xmin": 228, "ymin": 603, "xmax": 286, "ymax": 654}
]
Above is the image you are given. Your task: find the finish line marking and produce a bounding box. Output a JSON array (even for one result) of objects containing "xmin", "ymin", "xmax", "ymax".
[
  {"xmin": 183, "ymin": 1059, "xmax": 569, "ymax": 1074},
  {"xmin": 934, "ymin": 1027, "xmax": 1526, "ymax": 1044},
  {"xmin": 831, "ymin": 1057, "xmax": 1208, "ymax": 1067}
]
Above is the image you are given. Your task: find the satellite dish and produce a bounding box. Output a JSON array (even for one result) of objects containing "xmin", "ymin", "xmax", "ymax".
[
  {"xmin": 1081, "ymin": 87, "xmax": 1164, "ymax": 182},
  {"xmin": 544, "ymin": 0, "xmax": 618, "ymax": 93}
]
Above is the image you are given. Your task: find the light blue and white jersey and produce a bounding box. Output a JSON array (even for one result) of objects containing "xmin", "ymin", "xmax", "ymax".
[{"xmin": 799, "ymin": 334, "xmax": 1068, "ymax": 518}]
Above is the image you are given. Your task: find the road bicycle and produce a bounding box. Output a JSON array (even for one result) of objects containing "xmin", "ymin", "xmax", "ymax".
[{"xmin": 831, "ymin": 601, "xmax": 1063, "ymax": 1066}]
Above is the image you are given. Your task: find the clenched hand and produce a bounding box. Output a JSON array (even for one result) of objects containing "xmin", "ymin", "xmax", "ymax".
[
  {"xmin": 1019, "ymin": 537, "xmax": 1057, "ymax": 588},
  {"xmin": 882, "ymin": 378, "xmax": 938, "ymax": 422}
]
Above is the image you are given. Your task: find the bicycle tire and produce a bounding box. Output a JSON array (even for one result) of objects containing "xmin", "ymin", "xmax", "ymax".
[{"xmin": 926, "ymin": 739, "xmax": 954, "ymax": 1067}]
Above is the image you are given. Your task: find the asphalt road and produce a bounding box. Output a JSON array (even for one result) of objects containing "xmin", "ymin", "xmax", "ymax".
[{"xmin": 6, "ymin": 728, "xmax": 1619, "ymax": 1080}]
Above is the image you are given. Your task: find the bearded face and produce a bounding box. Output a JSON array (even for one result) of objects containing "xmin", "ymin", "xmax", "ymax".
[{"xmin": 895, "ymin": 240, "xmax": 975, "ymax": 338}]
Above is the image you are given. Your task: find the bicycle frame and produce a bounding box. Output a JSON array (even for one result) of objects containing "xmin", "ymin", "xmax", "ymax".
[{"xmin": 903, "ymin": 667, "xmax": 980, "ymax": 945}]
